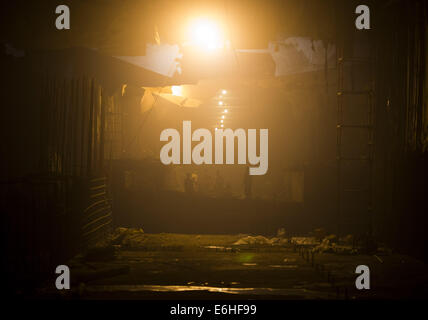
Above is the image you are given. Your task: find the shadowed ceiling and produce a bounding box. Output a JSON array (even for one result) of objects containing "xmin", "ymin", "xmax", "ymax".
[{"xmin": 0, "ymin": 0, "xmax": 361, "ymax": 55}]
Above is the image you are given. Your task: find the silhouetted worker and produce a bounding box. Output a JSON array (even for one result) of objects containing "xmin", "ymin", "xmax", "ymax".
[
  {"xmin": 184, "ymin": 173, "xmax": 194, "ymax": 194},
  {"xmin": 214, "ymin": 170, "xmax": 224, "ymax": 196},
  {"xmin": 199, "ymin": 169, "xmax": 211, "ymax": 194},
  {"xmin": 244, "ymin": 166, "xmax": 252, "ymax": 199},
  {"xmin": 224, "ymin": 183, "xmax": 232, "ymax": 197}
]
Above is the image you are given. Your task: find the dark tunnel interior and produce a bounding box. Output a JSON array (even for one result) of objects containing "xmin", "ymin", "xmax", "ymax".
[{"xmin": 1, "ymin": 0, "xmax": 428, "ymax": 303}]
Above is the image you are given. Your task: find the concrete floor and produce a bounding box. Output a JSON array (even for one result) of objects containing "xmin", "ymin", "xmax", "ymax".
[{"xmin": 40, "ymin": 234, "xmax": 428, "ymax": 300}]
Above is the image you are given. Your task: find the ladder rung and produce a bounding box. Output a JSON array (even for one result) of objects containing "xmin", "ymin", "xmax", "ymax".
[
  {"xmin": 337, "ymin": 90, "xmax": 373, "ymax": 95},
  {"xmin": 337, "ymin": 156, "xmax": 372, "ymax": 161},
  {"xmin": 337, "ymin": 124, "xmax": 373, "ymax": 128},
  {"xmin": 338, "ymin": 57, "xmax": 374, "ymax": 64},
  {"xmin": 342, "ymin": 188, "xmax": 369, "ymax": 192}
]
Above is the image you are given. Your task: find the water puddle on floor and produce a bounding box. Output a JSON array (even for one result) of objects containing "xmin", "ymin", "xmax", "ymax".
[
  {"xmin": 83, "ymin": 284, "xmax": 332, "ymax": 298},
  {"xmin": 269, "ymin": 264, "xmax": 298, "ymax": 269}
]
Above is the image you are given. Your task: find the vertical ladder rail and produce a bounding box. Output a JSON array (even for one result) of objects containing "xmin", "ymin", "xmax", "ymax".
[{"xmin": 336, "ymin": 43, "xmax": 375, "ymax": 237}]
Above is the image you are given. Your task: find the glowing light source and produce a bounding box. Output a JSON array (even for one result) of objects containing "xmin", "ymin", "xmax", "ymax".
[
  {"xmin": 221, "ymin": 89, "xmax": 227, "ymax": 95},
  {"xmin": 224, "ymin": 109, "xmax": 228, "ymax": 113},
  {"xmin": 222, "ymin": 115, "xmax": 225, "ymax": 119},
  {"xmin": 171, "ymin": 85, "xmax": 182, "ymax": 96},
  {"xmin": 221, "ymin": 124, "xmax": 224, "ymax": 128},
  {"xmin": 221, "ymin": 119, "xmax": 224, "ymax": 123},
  {"xmin": 218, "ymin": 101, "xmax": 224, "ymax": 106},
  {"xmin": 187, "ymin": 18, "xmax": 224, "ymax": 50}
]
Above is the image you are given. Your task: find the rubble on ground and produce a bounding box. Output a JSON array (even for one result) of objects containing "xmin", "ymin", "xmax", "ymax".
[
  {"xmin": 93, "ymin": 227, "xmax": 391, "ymax": 257},
  {"xmin": 290, "ymin": 233, "xmax": 359, "ymax": 254},
  {"xmin": 109, "ymin": 227, "xmax": 146, "ymax": 248},
  {"xmin": 312, "ymin": 238, "xmax": 358, "ymax": 254},
  {"xmin": 312, "ymin": 228, "xmax": 326, "ymax": 241},
  {"xmin": 342, "ymin": 234, "xmax": 354, "ymax": 245},
  {"xmin": 290, "ymin": 237, "xmax": 318, "ymax": 246},
  {"xmin": 325, "ymin": 234, "xmax": 338, "ymax": 242},
  {"xmin": 277, "ymin": 228, "xmax": 286, "ymax": 238},
  {"xmin": 233, "ymin": 235, "xmax": 270, "ymax": 245},
  {"xmin": 232, "ymin": 235, "xmax": 289, "ymax": 246},
  {"xmin": 203, "ymin": 246, "xmax": 237, "ymax": 252}
]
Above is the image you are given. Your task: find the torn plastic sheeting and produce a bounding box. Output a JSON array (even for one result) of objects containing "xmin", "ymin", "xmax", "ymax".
[{"xmin": 155, "ymin": 92, "xmax": 202, "ymax": 108}]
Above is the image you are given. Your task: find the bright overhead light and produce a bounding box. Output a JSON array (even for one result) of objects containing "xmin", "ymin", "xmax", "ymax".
[
  {"xmin": 187, "ymin": 18, "xmax": 224, "ymax": 50},
  {"xmin": 221, "ymin": 119, "xmax": 224, "ymax": 123},
  {"xmin": 171, "ymin": 85, "xmax": 182, "ymax": 96},
  {"xmin": 222, "ymin": 115, "xmax": 225, "ymax": 119},
  {"xmin": 220, "ymin": 124, "xmax": 224, "ymax": 128},
  {"xmin": 221, "ymin": 89, "xmax": 227, "ymax": 95},
  {"xmin": 224, "ymin": 109, "xmax": 228, "ymax": 113},
  {"xmin": 218, "ymin": 101, "xmax": 224, "ymax": 106}
]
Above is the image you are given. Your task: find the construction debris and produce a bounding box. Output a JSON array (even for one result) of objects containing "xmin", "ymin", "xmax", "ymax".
[
  {"xmin": 110, "ymin": 227, "xmax": 146, "ymax": 248},
  {"xmin": 312, "ymin": 228, "xmax": 326, "ymax": 241},
  {"xmin": 233, "ymin": 235, "xmax": 270, "ymax": 245},
  {"xmin": 203, "ymin": 246, "xmax": 236, "ymax": 252},
  {"xmin": 233, "ymin": 236, "xmax": 288, "ymax": 246},
  {"xmin": 277, "ymin": 228, "xmax": 286, "ymax": 238},
  {"xmin": 312, "ymin": 238, "xmax": 358, "ymax": 255},
  {"xmin": 290, "ymin": 237, "xmax": 318, "ymax": 246},
  {"xmin": 324, "ymin": 234, "xmax": 338, "ymax": 243},
  {"xmin": 233, "ymin": 235, "xmax": 288, "ymax": 246}
]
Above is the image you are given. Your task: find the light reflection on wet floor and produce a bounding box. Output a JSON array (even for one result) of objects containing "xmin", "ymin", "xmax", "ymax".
[{"xmin": 82, "ymin": 284, "xmax": 332, "ymax": 299}]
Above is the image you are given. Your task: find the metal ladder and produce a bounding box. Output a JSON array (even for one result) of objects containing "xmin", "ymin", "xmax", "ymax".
[{"xmin": 336, "ymin": 44, "xmax": 375, "ymax": 237}]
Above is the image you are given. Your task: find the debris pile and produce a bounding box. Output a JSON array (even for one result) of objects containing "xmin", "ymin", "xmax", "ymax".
[
  {"xmin": 203, "ymin": 245, "xmax": 236, "ymax": 252},
  {"xmin": 233, "ymin": 235, "xmax": 270, "ymax": 245},
  {"xmin": 233, "ymin": 235, "xmax": 288, "ymax": 246},
  {"xmin": 290, "ymin": 237, "xmax": 318, "ymax": 246},
  {"xmin": 276, "ymin": 228, "xmax": 286, "ymax": 238},
  {"xmin": 312, "ymin": 238, "xmax": 358, "ymax": 254},
  {"xmin": 312, "ymin": 228, "xmax": 326, "ymax": 241},
  {"xmin": 110, "ymin": 227, "xmax": 146, "ymax": 248}
]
